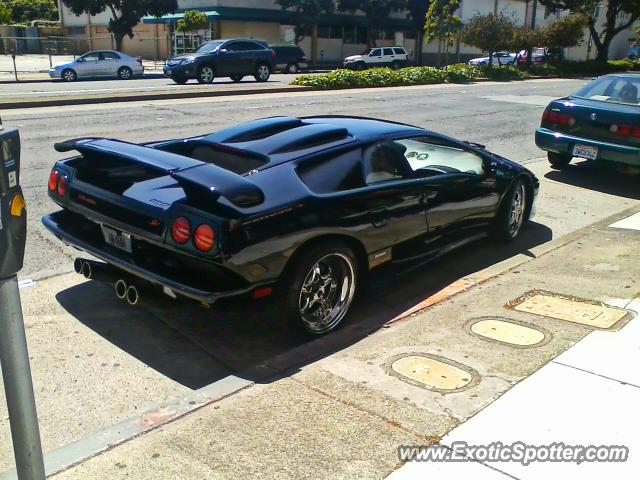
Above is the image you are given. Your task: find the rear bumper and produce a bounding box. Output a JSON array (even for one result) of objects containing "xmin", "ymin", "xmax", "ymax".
[
  {"xmin": 535, "ymin": 127, "xmax": 640, "ymax": 167},
  {"xmin": 42, "ymin": 211, "xmax": 271, "ymax": 304}
]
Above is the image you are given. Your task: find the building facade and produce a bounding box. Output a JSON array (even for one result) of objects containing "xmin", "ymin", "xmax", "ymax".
[{"xmin": 56, "ymin": 0, "xmax": 637, "ymax": 63}]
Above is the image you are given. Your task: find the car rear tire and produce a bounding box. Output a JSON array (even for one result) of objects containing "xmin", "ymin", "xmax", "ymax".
[
  {"xmin": 548, "ymin": 152, "xmax": 572, "ymax": 169},
  {"xmin": 281, "ymin": 241, "xmax": 359, "ymax": 337},
  {"xmin": 230, "ymin": 74, "xmax": 244, "ymax": 82},
  {"xmin": 61, "ymin": 69, "xmax": 77, "ymax": 82},
  {"xmin": 254, "ymin": 63, "xmax": 271, "ymax": 82},
  {"xmin": 285, "ymin": 63, "xmax": 299, "ymax": 74},
  {"xmin": 491, "ymin": 179, "xmax": 528, "ymax": 242},
  {"xmin": 197, "ymin": 65, "xmax": 215, "ymax": 84},
  {"xmin": 117, "ymin": 66, "xmax": 133, "ymax": 80},
  {"xmin": 172, "ymin": 76, "xmax": 188, "ymax": 84}
]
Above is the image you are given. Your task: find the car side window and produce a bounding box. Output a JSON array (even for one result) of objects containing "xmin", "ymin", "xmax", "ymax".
[
  {"xmin": 297, "ymin": 149, "xmax": 366, "ymax": 193},
  {"xmin": 363, "ymin": 142, "xmax": 412, "ymax": 185},
  {"xmin": 229, "ymin": 41, "xmax": 261, "ymax": 52},
  {"xmin": 393, "ymin": 137, "xmax": 485, "ymax": 177},
  {"xmin": 383, "ymin": 48, "xmax": 394, "ymax": 56},
  {"xmin": 393, "ymin": 48, "xmax": 405, "ymax": 55},
  {"xmin": 101, "ymin": 52, "xmax": 120, "ymax": 61},
  {"xmin": 370, "ymin": 49, "xmax": 382, "ymax": 57},
  {"xmin": 81, "ymin": 52, "xmax": 100, "ymax": 62}
]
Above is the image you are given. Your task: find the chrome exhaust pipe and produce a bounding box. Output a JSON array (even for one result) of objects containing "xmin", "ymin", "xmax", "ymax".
[
  {"xmin": 126, "ymin": 285, "xmax": 139, "ymax": 306},
  {"xmin": 73, "ymin": 258, "xmax": 85, "ymax": 274},
  {"xmin": 115, "ymin": 279, "xmax": 128, "ymax": 300}
]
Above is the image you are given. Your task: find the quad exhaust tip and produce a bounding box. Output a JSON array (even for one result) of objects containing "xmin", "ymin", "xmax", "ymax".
[
  {"xmin": 126, "ymin": 285, "xmax": 139, "ymax": 306},
  {"xmin": 81, "ymin": 261, "xmax": 93, "ymax": 279},
  {"xmin": 115, "ymin": 279, "xmax": 128, "ymax": 300},
  {"xmin": 73, "ymin": 258, "xmax": 84, "ymax": 274}
]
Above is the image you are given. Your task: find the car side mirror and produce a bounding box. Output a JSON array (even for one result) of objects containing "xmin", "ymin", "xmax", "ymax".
[{"xmin": 484, "ymin": 160, "xmax": 498, "ymax": 175}]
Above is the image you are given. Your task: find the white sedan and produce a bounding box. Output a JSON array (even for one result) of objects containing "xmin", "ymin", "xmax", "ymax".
[
  {"xmin": 468, "ymin": 52, "xmax": 517, "ymax": 66},
  {"xmin": 49, "ymin": 50, "xmax": 144, "ymax": 81}
]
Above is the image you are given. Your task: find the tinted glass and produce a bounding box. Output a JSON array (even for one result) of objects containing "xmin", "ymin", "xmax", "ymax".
[
  {"xmin": 196, "ymin": 41, "xmax": 224, "ymax": 53},
  {"xmin": 80, "ymin": 52, "xmax": 100, "ymax": 62},
  {"xmin": 383, "ymin": 48, "xmax": 394, "ymax": 56},
  {"xmin": 574, "ymin": 76, "xmax": 640, "ymax": 105},
  {"xmin": 370, "ymin": 49, "xmax": 382, "ymax": 56},
  {"xmin": 297, "ymin": 149, "xmax": 365, "ymax": 193},
  {"xmin": 101, "ymin": 52, "xmax": 120, "ymax": 60},
  {"xmin": 228, "ymin": 41, "xmax": 264, "ymax": 52},
  {"xmin": 393, "ymin": 48, "xmax": 405, "ymax": 55}
]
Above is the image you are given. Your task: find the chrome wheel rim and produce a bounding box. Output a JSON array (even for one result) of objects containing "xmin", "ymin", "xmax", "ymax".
[
  {"xmin": 257, "ymin": 65, "xmax": 270, "ymax": 80},
  {"xmin": 63, "ymin": 70, "xmax": 75, "ymax": 81},
  {"xmin": 289, "ymin": 64, "xmax": 298, "ymax": 73},
  {"xmin": 509, "ymin": 183, "xmax": 526, "ymax": 237},
  {"xmin": 298, "ymin": 253, "xmax": 356, "ymax": 334},
  {"xmin": 199, "ymin": 67, "xmax": 214, "ymax": 82},
  {"xmin": 119, "ymin": 68, "xmax": 131, "ymax": 79}
]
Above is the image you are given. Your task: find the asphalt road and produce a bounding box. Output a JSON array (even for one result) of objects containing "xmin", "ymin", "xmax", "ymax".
[
  {"xmin": 2, "ymin": 77, "xmax": 638, "ymax": 282},
  {"xmin": 1, "ymin": 73, "xmax": 312, "ymax": 99}
]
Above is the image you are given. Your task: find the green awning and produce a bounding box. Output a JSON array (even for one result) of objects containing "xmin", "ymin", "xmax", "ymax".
[{"xmin": 142, "ymin": 10, "xmax": 219, "ymax": 24}]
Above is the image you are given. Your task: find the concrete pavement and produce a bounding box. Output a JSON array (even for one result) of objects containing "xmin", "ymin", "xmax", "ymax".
[{"xmin": 1, "ymin": 203, "xmax": 635, "ymax": 479}]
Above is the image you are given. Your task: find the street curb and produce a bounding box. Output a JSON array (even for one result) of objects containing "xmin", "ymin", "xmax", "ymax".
[{"xmin": 0, "ymin": 85, "xmax": 318, "ymax": 110}]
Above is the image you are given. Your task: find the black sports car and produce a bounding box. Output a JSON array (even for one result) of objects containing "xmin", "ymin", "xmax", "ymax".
[{"xmin": 43, "ymin": 116, "xmax": 538, "ymax": 336}]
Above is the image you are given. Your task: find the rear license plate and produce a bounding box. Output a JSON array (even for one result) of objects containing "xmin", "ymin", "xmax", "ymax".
[
  {"xmin": 101, "ymin": 225, "xmax": 132, "ymax": 253},
  {"xmin": 573, "ymin": 144, "xmax": 598, "ymax": 160}
]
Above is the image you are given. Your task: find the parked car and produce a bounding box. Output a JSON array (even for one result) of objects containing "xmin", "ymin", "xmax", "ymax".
[
  {"xmin": 536, "ymin": 74, "xmax": 640, "ymax": 170},
  {"xmin": 517, "ymin": 47, "xmax": 564, "ymax": 66},
  {"xmin": 468, "ymin": 52, "xmax": 516, "ymax": 66},
  {"xmin": 49, "ymin": 51, "xmax": 144, "ymax": 82},
  {"xmin": 270, "ymin": 44, "xmax": 308, "ymax": 73},
  {"xmin": 628, "ymin": 44, "xmax": 640, "ymax": 60},
  {"xmin": 43, "ymin": 116, "xmax": 538, "ymax": 336},
  {"xmin": 343, "ymin": 47, "xmax": 410, "ymax": 70},
  {"xmin": 163, "ymin": 39, "xmax": 275, "ymax": 84}
]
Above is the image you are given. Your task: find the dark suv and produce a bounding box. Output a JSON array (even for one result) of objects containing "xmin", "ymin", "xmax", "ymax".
[
  {"xmin": 164, "ymin": 39, "xmax": 275, "ymax": 85},
  {"xmin": 270, "ymin": 44, "xmax": 308, "ymax": 73}
]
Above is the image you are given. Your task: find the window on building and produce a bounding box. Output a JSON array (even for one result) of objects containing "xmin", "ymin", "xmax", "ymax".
[{"xmin": 404, "ymin": 30, "xmax": 416, "ymax": 40}]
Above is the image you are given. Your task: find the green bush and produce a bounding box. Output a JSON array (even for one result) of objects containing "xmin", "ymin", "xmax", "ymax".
[
  {"xmin": 444, "ymin": 63, "xmax": 480, "ymax": 82},
  {"xmin": 478, "ymin": 65, "xmax": 528, "ymax": 80},
  {"xmin": 549, "ymin": 60, "xmax": 640, "ymax": 76},
  {"xmin": 396, "ymin": 66, "xmax": 448, "ymax": 85},
  {"xmin": 292, "ymin": 67, "xmax": 448, "ymax": 89},
  {"xmin": 528, "ymin": 63, "xmax": 559, "ymax": 76}
]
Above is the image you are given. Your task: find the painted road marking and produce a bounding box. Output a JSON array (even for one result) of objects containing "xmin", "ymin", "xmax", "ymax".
[
  {"xmin": 609, "ymin": 212, "xmax": 640, "ymax": 231},
  {"xmin": 390, "ymin": 355, "xmax": 474, "ymax": 391},
  {"xmin": 470, "ymin": 318, "xmax": 546, "ymax": 346},
  {"xmin": 481, "ymin": 94, "xmax": 559, "ymax": 106},
  {"xmin": 514, "ymin": 294, "xmax": 628, "ymax": 329}
]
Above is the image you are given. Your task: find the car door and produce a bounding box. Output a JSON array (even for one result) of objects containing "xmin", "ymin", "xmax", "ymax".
[
  {"xmin": 367, "ymin": 48, "xmax": 384, "ymax": 66},
  {"xmin": 75, "ymin": 51, "xmax": 101, "ymax": 77},
  {"xmin": 382, "ymin": 48, "xmax": 395, "ymax": 66},
  {"xmin": 389, "ymin": 135, "xmax": 501, "ymax": 246},
  {"xmin": 216, "ymin": 41, "xmax": 240, "ymax": 75},
  {"xmin": 100, "ymin": 51, "xmax": 121, "ymax": 77}
]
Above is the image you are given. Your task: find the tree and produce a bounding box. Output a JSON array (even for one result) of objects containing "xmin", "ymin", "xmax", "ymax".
[
  {"xmin": 338, "ymin": 0, "xmax": 406, "ymax": 47},
  {"xmin": 424, "ymin": 0, "xmax": 461, "ymax": 65},
  {"xmin": 6, "ymin": 0, "xmax": 58, "ymax": 23},
  {"xmin": 62, "ymin": 0, "xmax": 178, "ymax": 51},
  {"xmin": 461, "ymin": 13, "xmax": 516, "ymax": 66},
  {"xmin": 406, "ymin": 0, "xmax": 430, "ymax": 66},
  {"xmin": 177, "ymin": 10, "xmax": 208, "ymax": 33},
  {"xmin": 0, "ymin": 2, "xmax": 12, "ymax": 24},
  {"xmin": 509, "ymin": 26, "xmax": 544, "ymax": 65},
  {"xmin": 539, "ymin": 0, "xmax": 640, "ymax": 62},
  {"xmin": 542, "ymin": 14, "xmax": 587, "ymax": 50},
  {"xmin": 275, "ymin": 0, "xmax": 334, "ymax": 44}
]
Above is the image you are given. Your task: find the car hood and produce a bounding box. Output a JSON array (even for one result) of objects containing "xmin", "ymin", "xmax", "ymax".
[
  {"xmin": 469, "ymin": 57, "xmax": 489, "ymax": 62},
  {"xmin": 52, "ymin": 62, "xmax": 75, "ymax": 69},
  {"xmin": 344, "ymin": 55, "xmax": 363, "ymax": 61}
]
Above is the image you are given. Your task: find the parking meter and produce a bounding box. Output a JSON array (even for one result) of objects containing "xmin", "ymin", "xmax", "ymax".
[{"xmin": 0, "ymin": 127, "xmax": 26, "ymax": 279}]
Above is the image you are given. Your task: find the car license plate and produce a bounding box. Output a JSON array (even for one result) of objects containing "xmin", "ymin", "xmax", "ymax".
[
  {"xmin": 101, "ymin": 225, "xmax": 132, "ymax": 253},
  {"xmin": 572, "ymin": 144, "xmax": 598, "ymax": 160}
]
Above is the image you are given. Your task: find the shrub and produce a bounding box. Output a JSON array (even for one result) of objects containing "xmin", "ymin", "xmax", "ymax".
[
  {"xmin": 528, "ymin": 63, "xmax": 558, "ymax": 76},
  {"xmin": 292, "ymin": 67, "xmax": 448, "ymax": 89},
  {"xmin": 444, "ymin": 63, "xmax": 480, "ymax": 82},
  {"xmin": 477, "ymin": 65, "xmax": 527, "ymax": 80},
  {"xmin": 549, "ymin": 60, "xmax": 640, "ymax": 76}
]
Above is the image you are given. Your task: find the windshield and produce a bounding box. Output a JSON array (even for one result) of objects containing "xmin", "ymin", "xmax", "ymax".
[
  {"xmin": 574, "ymin": 76, "xmax": 640, "ymax": 105},
  {"xmin": 196, "ymin": 41, "xmax": 224, "ymax": 54},
  {"xmin": 361, "ymin": 49, "xmax": 372, "ymax": 55}
]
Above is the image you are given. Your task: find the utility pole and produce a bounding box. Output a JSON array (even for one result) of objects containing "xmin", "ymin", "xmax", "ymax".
[{"xmin": 0, "ymin": 126, "xmax": 46, "ymax": 480}]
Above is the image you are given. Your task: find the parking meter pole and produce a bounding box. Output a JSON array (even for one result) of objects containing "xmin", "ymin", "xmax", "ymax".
[{"xmin": 0, "ymin": 277, "xmax": 46, "ymax": 480}]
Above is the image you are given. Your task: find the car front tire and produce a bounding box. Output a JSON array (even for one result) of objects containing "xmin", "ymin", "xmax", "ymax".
[
  {"xmin": 492, "ymin": 179, "xmax": 528, "ymax": 242},
  {"xmin": 548, "ymin": 152, "xmax": 572, "ymax": 169},
  {"xmin": 197, "ymin": 65, "xmax": 215, "ymax": 84},
  {"xmin": 281, "ymin": 241, "xmax": 359, "ymax": 337},
  {"xmin": 254, "ymin": 63, "xmax": 271, "ymax": 82},
  {"xmin": 117, "ymin": 66, "xmax": 133, "ymax": 80},
  {"xmin": 62, "ymin": 69, "xmax": 77, "ymax": 82}
]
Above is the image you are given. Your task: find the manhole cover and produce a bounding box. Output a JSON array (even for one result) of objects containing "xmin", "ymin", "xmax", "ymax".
[
  {"xmin": 389, "ymin": 354, "xmax": 476, "ymax": 392},
  {"xmin": 514, "ymin": 293, "xmax": 628, "ymax": 329},
  {"xmin": 469, "ymin": 317, "xmax": 546, "ymax": 346}
]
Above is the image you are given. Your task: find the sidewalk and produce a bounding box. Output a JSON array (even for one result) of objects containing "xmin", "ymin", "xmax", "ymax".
[{"xmin": 1, "ymin": 205, "xmax": 636, "ymax": 479}]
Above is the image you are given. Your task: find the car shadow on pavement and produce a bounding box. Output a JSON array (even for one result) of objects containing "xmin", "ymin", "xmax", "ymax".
[
  {"xmin": 545, "ymin": 161, "xmax": 640, "ymax": 200},
  {"xmin": 55, "ymin": 221, "xmax": 552, "ymax": 390}
]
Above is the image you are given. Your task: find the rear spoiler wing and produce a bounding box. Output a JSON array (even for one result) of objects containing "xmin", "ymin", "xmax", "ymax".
[{"xmin": 56, "ymin": 138, "xmax": 264, "ymax": 208}]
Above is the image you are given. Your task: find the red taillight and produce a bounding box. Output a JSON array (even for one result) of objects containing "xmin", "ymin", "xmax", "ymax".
[
  {"xmin": 610, "ymin": 123, "xmax": 640, "ymax": 138},
  {"xmin": 194, "ymin": 224, "xmax": 216, "ymax": 252},
  {"xmin": 542, "ymin": 110, "xmax": 575, "ymax": 127},
  {"xmin": 57, "ymin": 175, "xmax": 68, "ymax": 196},
  {"xmin": 271, "ymin": 49, "xmax": 276, "ymax": 58},
  {"xmin": 48, "ymin": 170, "xmax": 59, "ymax": 191},
  {"xmin": 171, "ymin": 217, "xmax": 191, "ymax": 244}
]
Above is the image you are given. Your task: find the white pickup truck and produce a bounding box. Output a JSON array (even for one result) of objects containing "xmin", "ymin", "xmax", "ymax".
[{"xmin": 343, "ymin": 47, "xmax": 410, "ymax": 70}]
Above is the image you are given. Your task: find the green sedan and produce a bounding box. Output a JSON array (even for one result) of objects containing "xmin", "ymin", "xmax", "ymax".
[{"xmin": 536, "ymin": 74, "xmax": 640, "ymax": 169}]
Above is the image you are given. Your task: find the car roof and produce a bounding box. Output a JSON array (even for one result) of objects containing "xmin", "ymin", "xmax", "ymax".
[{"xmin": 200, "ymin": 116, "xmax": 424, "ymax": 167}]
